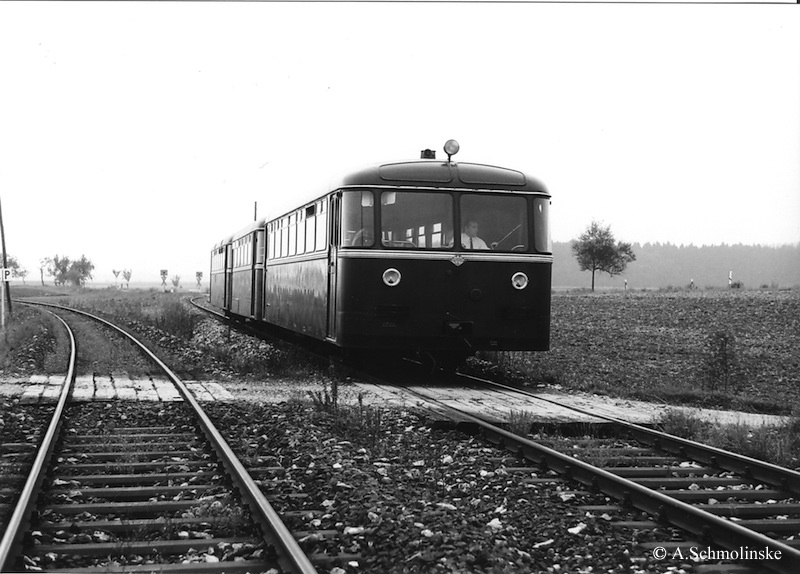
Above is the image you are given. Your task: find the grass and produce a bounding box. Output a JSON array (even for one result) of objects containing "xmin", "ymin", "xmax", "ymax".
[
  {"xmin": 307, "ymin": 385, "xmax": 388, "ymax": 452},
  {"xmin": 0, "ymin": 305, "xmax": 65, "ymax": 373},
  {"xmin": 506, "ymin": 409, "xmax": 536, "ymax": 437},
  {"xmin": 656, "ymin": 408, "xmax": 800, "ymax": 468}
]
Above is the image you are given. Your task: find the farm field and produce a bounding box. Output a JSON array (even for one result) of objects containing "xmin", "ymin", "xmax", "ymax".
[
  {"xmin": 2, "ymin": 286, "xmax": 799, "ymax": 417},
  {"xmin": 488, "ymin": 289, "xmax": 800, "ymax": 416}
]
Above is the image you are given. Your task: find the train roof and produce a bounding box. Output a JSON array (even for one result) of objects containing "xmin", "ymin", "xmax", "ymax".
[
  {"xmin": 212, "ymin": 217, "xmax": 268, "ymax": 249},
  {"xmin": 332, "ymin": 160, "xmax": 549, "ymax": 194}
]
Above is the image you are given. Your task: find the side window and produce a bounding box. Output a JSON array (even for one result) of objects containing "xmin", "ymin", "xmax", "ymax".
[
  {"xmin": 316, "ymin": 201, "xmax": 327, "ymax": 251},
  {"xmin": 534, "ymin": 197, "xmax": 551, "ymax": 253},
  {"xmin": 296, "ymin": 212, "xmax": 305, "ymax": 255},
  {"xmin": 256, "ymin": 230, "xmax": 265, "ymax": 264},
  {"xmin": 268, "ymin": 224, "xmax": 276, "ymax": 260},
  {"xmin": 305, "ymin": 205, "xmax": 316, "ymax": 254},
  {"xmin": 341, "ymin": 191, "xmax": 375, "ymax": 247},
  {"xmin": 288, "ymin": 214, "xmax": 296, "ymax": 256},
  {"xmin": 280, "ymin": 219, "xmax": 289, "ymax": 257}
]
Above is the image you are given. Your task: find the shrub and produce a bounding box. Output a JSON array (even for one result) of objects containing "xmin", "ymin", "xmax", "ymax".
[
  {"xmin": 701, "ymin": 330, "xmax": 741, "ymax": 393},
  {"xmin": 155, "ymin": 299, "xmax": 196, "ymax": 339}
]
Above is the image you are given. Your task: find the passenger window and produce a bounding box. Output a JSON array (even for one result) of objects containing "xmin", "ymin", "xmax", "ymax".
[
  {"xmin": 280, "ymin": 222, "xmax": 288, "ymax": 257},
  {"xmin": 305, "ymin": 214, "xmax": 315, "ymax": 254},
  {"xmin": 316, "ymin": 202, "xmax": 327, "ymax": 251}
]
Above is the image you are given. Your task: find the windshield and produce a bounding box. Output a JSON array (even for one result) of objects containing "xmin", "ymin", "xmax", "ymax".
[
  {"xmin": 380, "ymin": 191, "xmax": 452, "ymax": 249},
  {"xmin": 460, "ymin": 194, "xmax": 528, "ymax": 252},
  {"xmin": 340, "ymin": 189, "xmax": 538, "ymax": 252}
]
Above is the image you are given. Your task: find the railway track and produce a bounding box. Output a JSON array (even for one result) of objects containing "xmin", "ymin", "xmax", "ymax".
[
  {"xmin": 377, "ymin": 373, "xmax": 800, "ymax": 574},
  {"xmin": 0, "ymin": 302, "xmax": 331, "ymax": 574},
  {"xmin": 188, "ymin": 295, "xmax": 800, "ymax": 572}
]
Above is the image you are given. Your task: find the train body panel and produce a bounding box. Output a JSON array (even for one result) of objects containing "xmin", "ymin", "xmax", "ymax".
[
  {"xmin": 209, "ymin": 143, "xmax": 552, "ymax": 359},
  {"xmin": 263, "ymin": 256, "xmax": 328, "ymax": 338},
  {"xmin": 332, "ymin": 253, "xmax": 550, "ymax": 351},
  {"xmin": 229, "ymin": 268, "xmax": 255, "ymax": 318}
]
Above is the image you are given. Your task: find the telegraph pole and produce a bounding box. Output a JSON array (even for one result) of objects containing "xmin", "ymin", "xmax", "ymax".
[{"xmin": 0, "ymin": 196, "xmax": 11, "ymax": 319}]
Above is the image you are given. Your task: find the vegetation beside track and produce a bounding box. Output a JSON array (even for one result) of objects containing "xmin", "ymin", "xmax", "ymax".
[
  {"xmin": 656, "ymin": 409, "xmax": 800, "ymax": 469},
  {"xmin": 0, "ymin": 304, "xmax": 66, "ymax": 376}
]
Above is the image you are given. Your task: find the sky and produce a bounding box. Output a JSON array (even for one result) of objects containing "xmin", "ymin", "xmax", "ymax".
[{"xmin": 1, "ymin": 2, "xmax": 798, "ymax": 286}]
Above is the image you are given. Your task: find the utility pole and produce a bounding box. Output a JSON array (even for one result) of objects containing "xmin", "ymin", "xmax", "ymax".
[{"xmin": 0, "ymin": 196, "xmax": 11, "ymax": 319}]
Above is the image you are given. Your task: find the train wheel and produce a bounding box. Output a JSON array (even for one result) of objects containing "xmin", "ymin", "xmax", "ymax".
[{"xmin": 418, "ymin": 351, "xmax": 471, "ymax": 377}]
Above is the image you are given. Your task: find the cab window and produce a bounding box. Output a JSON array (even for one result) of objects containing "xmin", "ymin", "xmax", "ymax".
[
  {"xmin": 380, "ymin": 191, "xmax": 452, "ymax": 249},
  {"xmin": 341, "ymin": 191, "xmax": 375, "ymax": 247},
  {"xmin": 534, "ymin": 197, "xmax": 551, "ymax": 253},
  {"xmin": 459, "ymin": 195, "xmax": 528, "ymax": 252}
]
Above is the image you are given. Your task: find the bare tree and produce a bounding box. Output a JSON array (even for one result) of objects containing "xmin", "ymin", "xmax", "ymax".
[
  {"xmin": 39, "ymin": 257, "xmax": 52, "ymax": 286},
  {"xmin": 122, "ymin": 269, "xmax": 132, "ymax": 289},
  {"xmin": 572, "ymin": 221, "xmax": 636, "ymax": 291}
]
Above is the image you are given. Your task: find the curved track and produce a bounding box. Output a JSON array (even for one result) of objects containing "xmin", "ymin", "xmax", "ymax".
[{"xmin": 0, "ymin": 301, "xmax": 319, "ymax": 574}]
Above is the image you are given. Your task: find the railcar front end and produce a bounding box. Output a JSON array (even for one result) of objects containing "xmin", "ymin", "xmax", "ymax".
[{"xmin": 328, "ymin": 151, "xmax": 552, "ymax": 360}]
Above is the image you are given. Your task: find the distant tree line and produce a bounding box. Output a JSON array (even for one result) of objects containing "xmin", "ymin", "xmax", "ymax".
[{"xmin": 556, "ymin": 241, "xmax": 800, "ymax": 289}]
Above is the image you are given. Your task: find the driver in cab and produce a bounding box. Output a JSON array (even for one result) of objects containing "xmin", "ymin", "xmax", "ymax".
[{"xmin": 461, "ymin": 219, "xmax": 490, "ymax": 250}]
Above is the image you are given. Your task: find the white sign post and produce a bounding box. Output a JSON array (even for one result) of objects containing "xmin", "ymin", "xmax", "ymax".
[{"xmin": 0, "ymin": 267, "xmax": 9, "ymax": 331}]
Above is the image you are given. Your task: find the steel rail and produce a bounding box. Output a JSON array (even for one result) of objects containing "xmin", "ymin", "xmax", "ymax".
[
  {"xmin": 461, "ymin": 373, "xmax": 800, "ymax": 496},
  {"xmin": 400, "ymin": 385, "xmax": 800, "ymax": 574},
  {"xmin": 0, "ymin": 307, "xmax": 77, "ymax": 572},
  {"xmin": 18, "ymin": 301, "xmax": 319, "ymax": 574}
]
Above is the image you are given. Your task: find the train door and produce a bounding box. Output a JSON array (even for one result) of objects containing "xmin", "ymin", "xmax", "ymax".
[
  {"xmin": 224, "ymin": 243, "xmax": 233, "ymax": 311},
  {"xmin": 326, "ymin": 194, "xmax": 340, "ymax": 341},
  {"xmin": 253, "ymin": 228, "xmax": 265, "ymax": 320}
]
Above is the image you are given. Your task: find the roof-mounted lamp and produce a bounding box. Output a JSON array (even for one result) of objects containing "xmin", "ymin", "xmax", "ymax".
[{"xmin": 444, "ymin": 139, "xmax": 460, "ymax": 162}]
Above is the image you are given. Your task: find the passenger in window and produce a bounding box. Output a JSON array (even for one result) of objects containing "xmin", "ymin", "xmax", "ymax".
[{"xmin": 461, "ymin": 219, "xmax": 490, "ymax": 250}]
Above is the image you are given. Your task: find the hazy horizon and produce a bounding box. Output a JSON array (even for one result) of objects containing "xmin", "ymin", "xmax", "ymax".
[{"xmin": 2, "ymin": 3, "xmax": 798, "ymax": 284}]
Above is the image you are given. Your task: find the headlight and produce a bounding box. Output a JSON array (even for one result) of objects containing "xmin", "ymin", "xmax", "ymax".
[
  {"xmin": 383, "ymin": 268, "xmax": 401, "ymax": 287},
  {"xmin": 511, "ymin": 272, "xmax": 529, "ymax": 290}
]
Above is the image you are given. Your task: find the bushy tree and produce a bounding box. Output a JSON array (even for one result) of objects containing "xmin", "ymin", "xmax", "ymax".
[
  {"xmin": 46, "ymin": 254, "xmax": 94, "ymax": 287},
  {"xmin": 572, "ymin": 221, "xmax": 636, "ymax": 291},
  {"xmin": 48, "ymin": 255, "xmax": 71, "ymax": 286},
  {"xmin": 67, "ymin": 255, "xmax": 94, "ymax": 287}
]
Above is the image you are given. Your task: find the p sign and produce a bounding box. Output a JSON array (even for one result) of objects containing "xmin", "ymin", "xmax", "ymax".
[{"xmin": 0, "ymin": 268, "xmax": 10, "ymax": 282}]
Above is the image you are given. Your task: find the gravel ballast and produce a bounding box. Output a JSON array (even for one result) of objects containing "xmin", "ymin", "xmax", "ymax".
[{"xmin": 205, "ymin": 400, "xmax": 694, "ymax": 574}]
